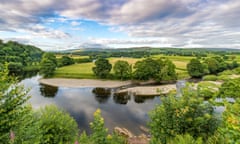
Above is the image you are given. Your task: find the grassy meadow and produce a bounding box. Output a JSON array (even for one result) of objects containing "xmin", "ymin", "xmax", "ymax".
[{"xmin": 54, "ymin": 55, "xmax": 191, "ymax": 79}]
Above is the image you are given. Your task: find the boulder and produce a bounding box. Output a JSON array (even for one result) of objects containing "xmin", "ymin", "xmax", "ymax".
[{"xmin": 114, "ymin": 127, "xmax": 134, "ymax": 138}]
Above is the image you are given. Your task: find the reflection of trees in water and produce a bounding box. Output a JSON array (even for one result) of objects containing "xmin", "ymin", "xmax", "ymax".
[
  {"xmin": 92, "ymin": 87, "xmax": 111, "ymax": 104},
  {"xmin": 134, "ymin": 95, "xmax": 155, "ymax": 103},
  {"xmin": 18, "ymin": 70, "xmax": 38, "ymax": 80},
  {"xmin": 40, "ymin": 84, "xmax": 58, "ymax": 98},
  {"xmin": 113, "ymin": 92, "xmax": 130, "ymax": 105}
]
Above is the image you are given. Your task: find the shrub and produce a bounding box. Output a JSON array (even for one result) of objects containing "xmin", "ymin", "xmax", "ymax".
[
  {"xmin": 36, "ymin": 105, "xmax": 78, "ymax": 144},
  {"xmin": 149, "ymin": 84, "xmax": 219, "ymax": 143},
  {"xmin": 217, "ymin": 75, "xmax": 230, "ymax": 81},
  {"xmin": 90, "ymin": 109, "xmax": 108, "ymax": 144},
  {"xmin": 218, "ymin": 99, "xmax": 240, "ymax": 143},
  {"xmin": 197, "ymin": 82, "xmax": 219, "ymax": 99},
  {"xmin": 202, "ymin": 75, "xmax": 218, "ymax": 81},
  {"xmin": 218, "ymin": 78, "xmax": 240, "ymax": 98},
  {"xmin": 168, "ymin": 134, "xmax": 203, "ymax": 144}
]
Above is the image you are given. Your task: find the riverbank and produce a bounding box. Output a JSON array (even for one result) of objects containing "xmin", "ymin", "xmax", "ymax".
[
  {"xmin": 39, "ymin": 78, "xmax": 133, "ymax": 88},
  {"xmin": 116, "ymin": 84, "xmax": 176, "ymax": 96},
  {"xmin": 39, "ymin": 78, "xmax": 177, "ymax": 96}
]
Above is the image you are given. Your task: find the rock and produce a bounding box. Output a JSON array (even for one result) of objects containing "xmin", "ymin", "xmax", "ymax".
[
  {"xmin": 114, "ymin": 127, "xmax": 134, "ymax": 138},
  {"xmin": 128, "ymin": 136, "xmax": 150, "ymax": 144},
  {"xmin": 139, "ymin": 126, "xmax": 149, "ymax": 133}
]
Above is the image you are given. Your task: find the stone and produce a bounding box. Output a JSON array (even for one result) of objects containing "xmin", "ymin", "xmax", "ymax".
[{"xmin": 114, "ymin": 127, "xmax": 134, "ymax": 138}]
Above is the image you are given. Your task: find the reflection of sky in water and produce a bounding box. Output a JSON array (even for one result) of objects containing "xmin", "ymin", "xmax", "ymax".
[{"xmin": 20, "ymin": 76, "xmax": 161, "ymax": 135}]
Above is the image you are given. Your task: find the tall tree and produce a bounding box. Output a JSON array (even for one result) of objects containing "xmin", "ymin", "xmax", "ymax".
[
  {"xmin": 156, "ymin": 58, "xmax": 177, "ymax": 82},
  {"xmin": 187, "ymin": 58, "xmax": 205, "ymax": 78},
  {"xmin": 133, "ymin": 58, "xmax": 160, "ymax": 80},
  {"xmin": 0, "ymin": 66, "xmax": 39, "ymax": 143},
  {"xmin": 40, "ymin": 53, "xmax": 57, "ymax": 77},
  {"xmin": 59, "ymin": 55, "xmax": 74, "ymax": 67},
  {"xmin": 113, "ymin": 60, "xmax": 132, "ymax": 80},
  {"xmin": 92, "ymin": 58, "xmax": 112, "ymax": 78},
  {"xmin": 204, "ymin": 58, "xmax": 220, "ymax": 74}
]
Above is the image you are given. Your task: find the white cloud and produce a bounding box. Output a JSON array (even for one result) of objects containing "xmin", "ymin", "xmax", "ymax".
[{"xmin": 0, "ymin": 0, "xmax": 239, "ymax": 49}]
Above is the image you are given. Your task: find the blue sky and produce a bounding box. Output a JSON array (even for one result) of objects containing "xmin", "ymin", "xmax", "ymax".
[{"xmin": 0, "ymin": 0, "xmax": 239, "ymax": 50}]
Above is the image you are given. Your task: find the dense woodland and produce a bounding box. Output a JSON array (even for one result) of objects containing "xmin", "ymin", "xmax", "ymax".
[
  {"xmin": 1, "ymin": 40, "xmax": 240, "ymax": 143},
  {"xmin": 0, "ymin": 40, "xmax": 43, "ymax": 77}
]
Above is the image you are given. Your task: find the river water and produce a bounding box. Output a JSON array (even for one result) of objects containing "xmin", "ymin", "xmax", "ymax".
[{"xmin": 20, "ymin": 75, "xmax": 162, "ymax": 135}]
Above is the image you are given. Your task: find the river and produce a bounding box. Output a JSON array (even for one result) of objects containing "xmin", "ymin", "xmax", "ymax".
[{"xmin": 20, "ymin": 75, "xmax": 162, "ymax": 135}]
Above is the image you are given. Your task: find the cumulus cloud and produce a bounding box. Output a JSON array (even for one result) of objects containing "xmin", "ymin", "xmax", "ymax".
[{"xmin": 0, "ymin": 0, "xmax": 239, "ymax": 49}]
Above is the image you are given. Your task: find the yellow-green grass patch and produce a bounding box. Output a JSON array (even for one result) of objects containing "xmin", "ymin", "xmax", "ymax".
[{"xmin": 54, "ymin": 63, "xmax": 96, "ymax": 79}]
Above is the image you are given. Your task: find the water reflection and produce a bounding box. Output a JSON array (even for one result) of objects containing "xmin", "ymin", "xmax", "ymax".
[
  {"xmin": 113, "ymin": 92, "xmax": 131, "ymax": 104},
  {"xmin": 92, "ymin": 87, "xmax": 111, "ymax": 103},
  {"xmin": 21, "ymin": 76, "xmax": 162, "ymax": 135},
  {"xmin": 40, "ymin": 84, "xmax": 58, "ymax": 97},
  {"xmin": 134, "ymin": 96, "xmax": 156, "ymax": 103}
]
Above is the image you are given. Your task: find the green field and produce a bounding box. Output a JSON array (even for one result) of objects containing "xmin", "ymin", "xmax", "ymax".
[
  {"xmin": 54, "ymin": 63, "xmax": 96, "ymax": 79},
  {"xmin": 53, "ymin": 56, "xmax": 191, "ymax": 79}
]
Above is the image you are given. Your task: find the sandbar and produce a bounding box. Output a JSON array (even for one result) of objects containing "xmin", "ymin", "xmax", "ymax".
[{"xmin": 39, "ymin": 78, "xmax": 132, "ymax": 88}]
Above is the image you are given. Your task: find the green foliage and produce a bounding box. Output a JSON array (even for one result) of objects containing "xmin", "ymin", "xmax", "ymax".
[
  {"xmin": 218, "ymin": 99, "xmax": 240, "ymax": 144},
  {"xmin": 78, "ymin": 110, "xmax": 125, "ymax": 144},
  {"xmin": 92, "ymin": 58, "xmax": 112, "ymax": 78},
  {"xmin": 168, "ymin": 134, "xmax": 203, "ymax": 144},
  {"xmin": 0, "ymin": 66, "xmax": 34, "ymax": 143},
  {"xmin": 106, "ymin": 132, "xmax": 126, "ymax": 144},
  {"xmin": 197, "ymin": 81, "xmax": 219, "ymax": 99},
  {"xmin": 187, "ymin": 58, "xmax": 205, "ymax": 78},
  {"xmin": 7, "ymin": 62, "xmax": 23, "ymax": 76},
  {"xmin": 149, "ymin": 84, "xmax": 219, "ymax": 143},
  {"xmin": 78, "ymin": 131, "xmax": 93, "ymax": 144},
  {"xmin": 133, "ymin": 58, "xmax": 160, "ymax": 80},
  {"xmin": 156, "ymin": 58, "xmax": 177, "ymax": 82},
  {"xmin": 90, "ymin": 109, "xmax": 108, "ymax": 144},
  {"xmin": 218, "ymin": 78, "xmax": 240, "ymax": 98},
  {"xmin": 217, "ymin": 75, "xmax": 230, "ymax": 81},
  {"xmin": 204, "ymin": 58, "xmax": 220, "ymax": 74},
  {"xmin": 113, "ymin": 60, "xmax": 132, "ymax": 80},
  {"xmin": 0, "ymin": 40, "xmax": 43, "ymax": 66},
  {"xmin": 36, "ymin": 105, "xmax": 78, "ymax": 144},
  {"xmin": 202, "ymin": 75, "xmax": 218, "ymax": 81},
  {"xmin": 40, "ymin": 53, "xmax": 57, "ymax": 77},
  {"xmin": 59, "ymin": 55, "xmax": 75, "ymax": 67},
  {"xmin": 13, "ymin": 111, "xmax": 42, "ymax": 144}
]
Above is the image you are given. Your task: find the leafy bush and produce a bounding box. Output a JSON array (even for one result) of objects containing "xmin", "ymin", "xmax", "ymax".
[
  {"xmin": 0, "ymin": 67, "xmax": 34, "ymax": 143},
  {"xmin": 218, "ymin": 78, "xmax": 240, "ymax": 98},
  {"xmin": 197, "ymin": 82, "xmax": 219, "ymax": 99},
  {"xmin": 36, "ymin": 105, "xmax": 78, "ymax": 144},
  {"xmin": 217, "ymin": 75, "xmax": 230, "ymax": 81},
  {"xmin": 168, "ymin": 134, "xmax": 203, "ymax": 144},
  {"xmin": 87, "ymin": 109, "xmax": 125, "ymax": 144},
  {"xmin": 149, "ymin": 84, "xmax": 219, "ymax": 143},
  {"xmin": 218, "ymin": 99, "xmax": 240, "ymax": 144},
  {"xmin": 90, "ymin": 109, "xmax": 108, "ymax": 144},
  {"xmin": 187, "ymin": 58, "xmax": 205, "ymax": 78},
  {"xmin": 218, "ymin": 70, "xmax": 234, "ymax": 76},
  {"xmin": 202, "ymin": 75, "xmax": 218, "ymax": 81}
]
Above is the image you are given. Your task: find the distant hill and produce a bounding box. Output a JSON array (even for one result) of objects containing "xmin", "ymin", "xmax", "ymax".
[
  {"xmin": 0, "ymin": 39, "xmax": 43, "ymax": 66},
  {"xmin": 57, "ymin": 47, "xmax": 240, "ymax": 58}
]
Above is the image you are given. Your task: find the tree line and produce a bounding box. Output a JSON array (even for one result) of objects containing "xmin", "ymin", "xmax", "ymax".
[
  {"xmin": 92, "ymin": 57, "xmax": 177, "ymax": 83},
  {"xmin": 60, "ymin": 47, "xmax": 240, "ymax": 58},
  {"xmin": 187, "ymin": 56, "xmax": 239, "ymax": 78},
  {"xmin": 0, "ymin": 40, "xmax": 43, "ymax": 77}
]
